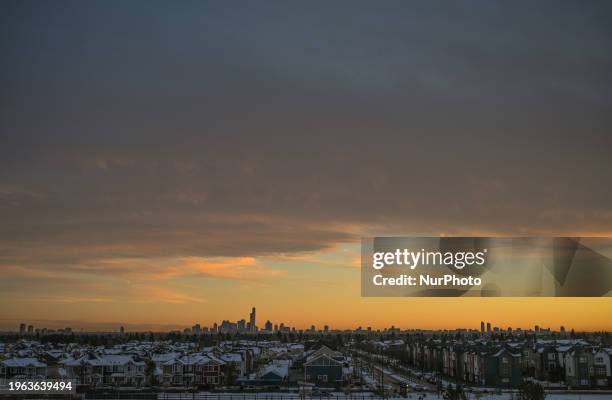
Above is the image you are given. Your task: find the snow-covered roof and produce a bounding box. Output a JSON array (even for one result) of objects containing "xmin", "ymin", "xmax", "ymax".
[
  {"xmin": 260, "ymin": 363, "xmax": 288, "ymax": 379},
  {"xmin": 220, "ymin": 353, "xmax": 243, "ymax": 363},
  {"xmin": 2, "ymin": 357, "xmax": 46, "ymax": 368},
  {"xmin": 151, "ymin": 352, "xmax": 181, "ymax": 363},
  {"xmin": 164, "ymin": 353, "xmax": 225, "ymax": 366}
]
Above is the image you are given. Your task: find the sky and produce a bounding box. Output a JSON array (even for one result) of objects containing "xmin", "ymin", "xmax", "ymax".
[{"xmin": 1, "ymin": 1, "xmax": 612, "ymax": 332}]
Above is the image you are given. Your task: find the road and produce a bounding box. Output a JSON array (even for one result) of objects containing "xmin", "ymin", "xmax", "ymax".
[{"xmin": 351, "ymin": 351, "xmax": 438, "ymax": 395}]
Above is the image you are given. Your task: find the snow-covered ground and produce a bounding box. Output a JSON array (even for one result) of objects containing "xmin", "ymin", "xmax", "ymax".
[
  {"xmin": 402, "ymin": 395, "xmax": 612, "ymax": 400},
  {"xmin": 154, "ymin": 392, "xmax": 612, "ymax": 400}
]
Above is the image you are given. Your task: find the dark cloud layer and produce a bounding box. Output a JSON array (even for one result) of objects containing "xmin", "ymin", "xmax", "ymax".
[{"xmin": 1, "ymin": 1, "xmax": 612, "ymax": 274}]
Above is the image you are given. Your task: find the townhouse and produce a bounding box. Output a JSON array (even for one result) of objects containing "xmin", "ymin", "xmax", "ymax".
[
  {"xmin": 60, "ymin": 354, "xmax": 145, "ymax": 387},
  {"xmin": 442, "ymin": 344, "xmax": 464, "ymax": 380},
  {"xmin": 161, "ymin": 353, "xmax": 225, "ymax": 387},
  {"xmin": 565, "ymin": 347, "xmax": 594, "ymax": 388},
  {"xmin": 592, "ymin": 348, "xmax": 612, "ymax": 387},
  {"xmin": 478, "ymin": 347, "xmax": 522, "ymax": 388},
  {"xmin": 534, "ymin": 344, "xmax": 564, "ymax": 382},
  {"xmin": 565, "ymin": 346, "xmax": 612, "ymax": 389}
]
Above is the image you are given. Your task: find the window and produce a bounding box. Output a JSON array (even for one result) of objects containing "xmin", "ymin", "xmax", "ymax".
[
  {"xmin": 547, "ymin": 353, "xmax": 556, "ymax": 360},
  {"xmin": 579, "ymin": 356, "xmax": 587, "ymax": 363},
  {"xmin": 595, "ymin": 357, "xmax": 604, "ymax": 364},
  {"xmin": 317, "ymin": 375, "xmax": 328, "ymax": 382}
]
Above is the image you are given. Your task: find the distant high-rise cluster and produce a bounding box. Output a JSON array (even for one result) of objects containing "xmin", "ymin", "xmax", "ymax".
[
  {"xmin": 479, "ymin": 321, "xmax": 565, "ymax": 336},
  {"xmin": 181, "ymin": 307, "xmax": 299, "ymax": 335},
  {"xmin": 17, "ymin": 322, "xmax": 70, "ymax": 336},
  {"xmin": 11, "ymin": 316, "xmax": 571, "ymax": 337}
]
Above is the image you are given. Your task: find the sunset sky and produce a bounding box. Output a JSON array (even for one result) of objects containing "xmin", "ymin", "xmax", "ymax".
[{"xmin": 1, "ymin": 1, "xmax": 611, "ymax": 332}]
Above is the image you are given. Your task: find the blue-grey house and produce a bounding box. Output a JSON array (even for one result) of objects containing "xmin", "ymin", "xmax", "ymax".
[
  {"xmin": 480, "ymin": 347, "xmax": 523, "ymax": 388},
  {"xmin": 304, "ymin": 346, "xmax": 344, "ymax": 387}
]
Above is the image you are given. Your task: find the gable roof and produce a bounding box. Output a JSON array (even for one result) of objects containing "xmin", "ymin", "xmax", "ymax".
[
  {"xmin": 259, "ymin": 363, "xmax": 288, "ymax": 379},
  {"xmin": 306, "ymin": 345, "xmax": 342, "ymax": 362}
]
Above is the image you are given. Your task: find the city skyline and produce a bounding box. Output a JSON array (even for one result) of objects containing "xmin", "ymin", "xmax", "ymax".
[{"xmin": 1, "ymin": 307, "xmax": 602, "ymax": 334}]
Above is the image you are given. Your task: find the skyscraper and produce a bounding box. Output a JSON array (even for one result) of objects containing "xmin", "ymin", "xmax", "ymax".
[
  {"xmin": 19, "ymin": 323, "xmax": 26, "ymax": 335},
  {"xmin": 249, "ymin": 307, "xmax": 256, "ymax": 332},
  {"xmin": 480, "ymin": 321, "xmax": 485, "ymax": 334},
  {"xmin": 486, "ymin": 322, "xmax": 491, "ymax": 334}
]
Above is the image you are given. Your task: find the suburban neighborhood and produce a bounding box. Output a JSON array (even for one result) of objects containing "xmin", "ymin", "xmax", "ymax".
[{"xmin": 1, "ymin": 319, "xmax": 611, "ymax": 399}]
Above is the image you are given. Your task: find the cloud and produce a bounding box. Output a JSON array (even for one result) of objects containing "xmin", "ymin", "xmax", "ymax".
[
  {"xmin": 71, "ymin": 256, "xmax": 286, "ymax": 281},
  {"xmin": 128, "ymin": 283, "xmax": 206, "ymax": 304},
  {"xmin": 174, "ymin": 257, "xmax": 284, "ymax": 280},
  {"xmin": 0, "ymin": 265, "xmax": 208, "ymax": 305},
  {"xmin": 1, "ymin": 1, "xmax": 612, "ymax": 310}
]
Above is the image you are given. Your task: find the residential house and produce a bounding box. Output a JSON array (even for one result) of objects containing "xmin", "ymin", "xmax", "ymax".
[
  {"xmin": 304, "ymin": 346, "xmax": 344, "ymax": 387},
  {"xmin": 479, "ymin": 347, "xmax": 522, "ymax": 388},
  {"xmin": 162, "ymin": 353, "xmax": 225, "ymax": 387},
  {"xmin": 564, "ymin": 347, "xmax": 593, "ymax": 388},
  {"xmin": 0, "ymin": 358, "xmax": 47, "ymax": 379},
  {"xmin": 592, "ymin": 348, "xmax": 611, "ymax": 388}
]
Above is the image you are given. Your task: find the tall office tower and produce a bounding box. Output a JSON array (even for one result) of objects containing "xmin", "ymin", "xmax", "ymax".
[
  {"xmin": 265, "ymin": 320, "xmax": 273, "ymax": 331},
  {"xmin": 249, "ymin": 307, "xmax": 256, "ymax": 332},
  {"xmin": 27, "ymin": 325, "xmax": 34, "ymax": 334},
  {"xmin": 486, "ymin": 322, "xmax": 491, "ymax": 334},
  {"xmin": 480, "ymin": 321, "xmax": 485, "ymax": 334},
  {"xmin": 19, "ymin": 323, "xmax": 26, "ymax": 335}
]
